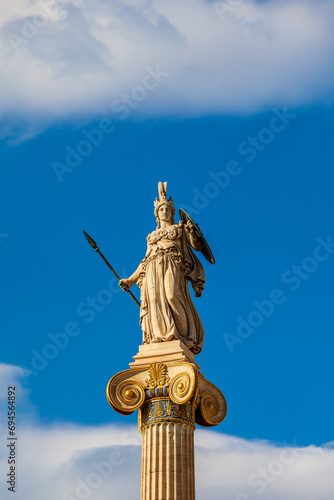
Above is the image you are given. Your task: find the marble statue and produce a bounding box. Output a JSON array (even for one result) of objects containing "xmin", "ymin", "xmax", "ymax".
[{"xmin": 120, "ymin": 182, "xmax": 206, "ymax": 354}]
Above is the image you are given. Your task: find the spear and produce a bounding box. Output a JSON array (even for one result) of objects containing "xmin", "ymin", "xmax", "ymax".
[{"xmin": 82, "ymin": 230, "xmax": 140, "ymax": 307}]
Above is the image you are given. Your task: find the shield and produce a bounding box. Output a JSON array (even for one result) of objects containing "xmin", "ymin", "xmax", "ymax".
[{"xmin": 179, "ymin": 209, "xmax": 215, "ymax": 265}]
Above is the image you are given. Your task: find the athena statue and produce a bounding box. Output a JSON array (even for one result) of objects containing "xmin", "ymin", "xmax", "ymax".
[{"xmin": 120, "ymin": 182, "xmax": 206, "ymax": 354}]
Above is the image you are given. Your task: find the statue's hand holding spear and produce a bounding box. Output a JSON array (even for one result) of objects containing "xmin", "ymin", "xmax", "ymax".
[
  {"xmin": 118, "ymin": 278, "xmax": 134, "ymax": 292},
  {"xmin": 83, "ymin": 230, "xmax": 140, "ymax": 307}
]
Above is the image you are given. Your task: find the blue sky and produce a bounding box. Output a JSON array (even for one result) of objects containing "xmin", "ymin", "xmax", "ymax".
[{"xmin": 1, "ymin": 1, "xmax": 334, "ymax": 499}]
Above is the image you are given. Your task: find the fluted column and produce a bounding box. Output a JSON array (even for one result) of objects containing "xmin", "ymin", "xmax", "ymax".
[{"xmin": 139, "ymin": 399, "xmax": 196, "ymax": 500}]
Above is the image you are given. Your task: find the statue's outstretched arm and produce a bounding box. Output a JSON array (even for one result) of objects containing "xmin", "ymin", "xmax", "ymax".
[{"xmin": 119, "ymin": 243, "xmax": 152, "ymax": 291}]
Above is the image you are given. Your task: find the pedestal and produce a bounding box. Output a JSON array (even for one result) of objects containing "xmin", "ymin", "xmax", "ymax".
[{"xmin": 106, "ymin": 342, "xmax": 227, "ymax": 500}]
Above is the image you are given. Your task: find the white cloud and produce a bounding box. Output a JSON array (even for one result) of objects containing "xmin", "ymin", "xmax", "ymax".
[
  {"xmin": 0, "ymin": 0, "xmax": 334, "ymax": 139},
  {"xmin": 1, "ymin": 362, "xmax": 334, "ymax": 500}
]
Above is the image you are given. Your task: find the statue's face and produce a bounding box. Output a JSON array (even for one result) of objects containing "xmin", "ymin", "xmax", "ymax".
[{"xmin": 158, "ymin": 204, "xmax": 172, "ymax": 222}]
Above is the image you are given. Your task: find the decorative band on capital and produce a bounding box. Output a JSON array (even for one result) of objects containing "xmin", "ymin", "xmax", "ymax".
[{"xmin": 140, "ymin": 398, "xmax": 195, "ymax": 430}]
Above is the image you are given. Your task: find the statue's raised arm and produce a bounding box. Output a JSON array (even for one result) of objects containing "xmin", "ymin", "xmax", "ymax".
[{"xmin": 119, "ymin": 182, "xmax": 214, "ymax": 355}]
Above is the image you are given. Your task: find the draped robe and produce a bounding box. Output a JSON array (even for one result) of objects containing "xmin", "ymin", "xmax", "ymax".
[{"xmin": 137, "ymin": 222, "xmax": 205, "ymax": 354}]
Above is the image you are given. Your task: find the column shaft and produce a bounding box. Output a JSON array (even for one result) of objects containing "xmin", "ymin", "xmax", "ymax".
[{"xmin": 141, "ymin": 421, "xmax": 195, "ymax": 500}]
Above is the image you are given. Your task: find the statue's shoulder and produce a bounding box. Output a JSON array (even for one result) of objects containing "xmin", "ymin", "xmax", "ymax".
[{"xmin": 146, "ymin": 228, "xmax": 160, "ymax": 243}]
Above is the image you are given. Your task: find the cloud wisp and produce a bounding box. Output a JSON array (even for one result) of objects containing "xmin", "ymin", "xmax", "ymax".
[
  {"xmin": 0, "ymin": 362, "xmax": 334, "ymax": 499},
  {"xmin": 0, "ymin": 0, "xmax": 334, "ymax": 140}
]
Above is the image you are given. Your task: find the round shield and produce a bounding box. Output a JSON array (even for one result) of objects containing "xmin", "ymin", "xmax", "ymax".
[{"xmin": 179, "ymin": 209, "xmax": 215, "ymax": 265}]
